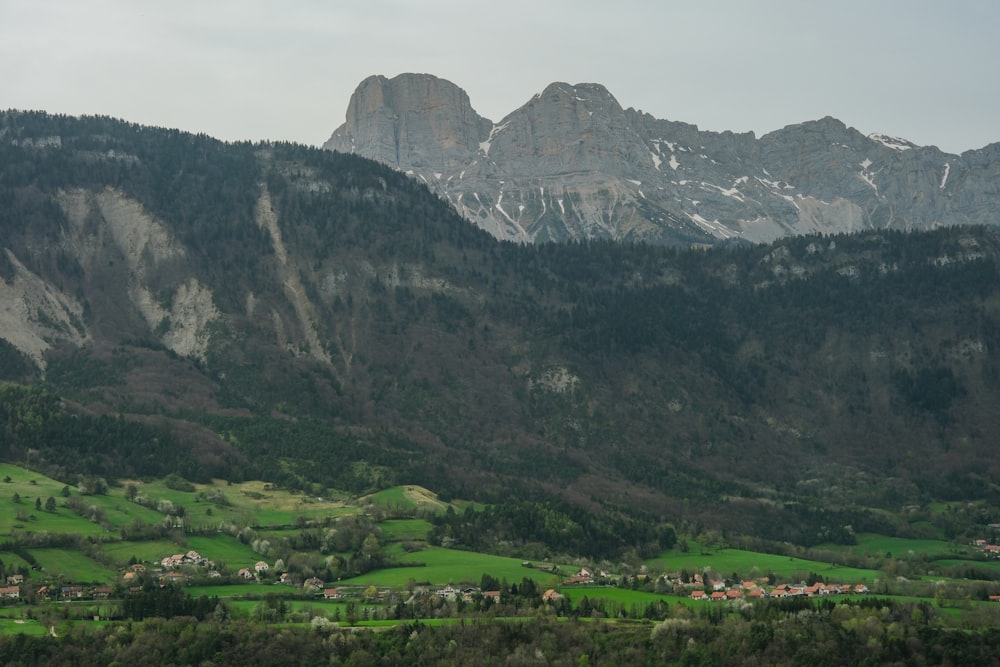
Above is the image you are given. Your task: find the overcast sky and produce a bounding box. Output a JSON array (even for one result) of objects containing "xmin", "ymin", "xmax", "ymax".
[{"xmin": 2, "ymin": 0, "xmax": 997, "ymax": 155}]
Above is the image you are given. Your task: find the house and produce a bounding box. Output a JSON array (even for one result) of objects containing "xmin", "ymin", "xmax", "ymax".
[
  {"xmin": 92, "ymin": 587, "xmax": 113, "ymax": 598},
  {"xmin": 435, "ymin": 585, "xmax": 461, "ymax": 600},
  {"xmin": 690, "ymin": 590, "xmax": 708, "ymax": 601},
  {"xmin": 726, "ymin": 589, "xmax": 743, "ymax": 599},
  {"xmin": 324, "ymin": 588, "xmax": 342, "ymax": 600},
  {"xmin": 6, "ymin": 574, "xmax": 24, "ymax": 585},
  {"xmin": 303, "ymin": 577, "xmax": 324, "ymax": 591},
  {"xmin": 804, "ymin": 583, "xmax": 823, "ymax": 597},
  {"xmin": 161, "ymin": 572, "xmax": 186, "ymax": 585},
  {"xmin": 482, "ymin": 590, "xmax": 501, "ymax": 603},
  {"xmin": 0, "ymin": 586, "xmax": 19, "ymax": 599},
  {"xmin": 563, "ymin": 568, "xmax": 595, "ymax": 586},
  {"xmin": 237, "ymin": 568, "xmax": 255, "ymax": 580},
  {"xmin": 854, "ymin": 584, "xmax": 870, "ymax": 594},
  {"xmin": 542, "ymin": 589, "xmax": 563, "ymax": 603},
  {"xmin": 36, "ymin": 586, "xmax": 50, "ymax": 599},
  {"xmin": 61, "ymin": 586, "xmax": 83, "ymax": 598},
  {"xmin": 710, "ymin": 591, "xmax": 726, "ymax": 602},
  {"xmin": 254, "ymin": 561, "xmax": 269, "ymax": 573}
]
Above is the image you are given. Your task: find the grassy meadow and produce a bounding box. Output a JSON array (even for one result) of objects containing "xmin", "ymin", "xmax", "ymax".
[
  {"xmin": 646, "ymin": 547, "xmax": 880, "ymax": 584},
  {"xmin": 340, "ymin": 546, "xmax": 566, "ymax": 588}
]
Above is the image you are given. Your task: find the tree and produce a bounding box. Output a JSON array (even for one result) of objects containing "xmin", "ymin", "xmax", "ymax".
[
  {"xmin": 44, "ymin": 496, "xmax": 56, "ymax": 512},
  {"xmin": 12, "ymin": 492, "xmax": 20, "ymax": 504},
  {"xmin": 34, "ymin": 497, "xmax": 41, "ymax": 511}
]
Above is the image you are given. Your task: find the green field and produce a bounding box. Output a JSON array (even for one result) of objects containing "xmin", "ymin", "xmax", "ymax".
[
  {"xmin": 932, "ymin": 558, "xmax": 1000, "ymax": 573},
  {"xmin": 822, "ymin": 533, "xmax": 970, "ymax": 560},
  {"xmin": 126, "ymin": 478, "xmax": 354, "ymax": 529},
  {"xmin": 379, "ymin": 519, "xmax": 432, "ymax": 542},
  {"xmin": 340, "ymin": 546, "xmax": 565, "ymax": 588},
  {"xmin": 0, "ymin": 618, "xmax": 48, "ymax": 636},
  {"xmin": 185, "ymin": 583, "xmax": 274, "ymax": 598},
  {"xmin": 647, "ymin": 547, "xmax": 880, "ymax": 584},
  {"xmin": 361, "ymin": 486, "xmax": 448, "ymax": 513},
  {"xmin": 0, "ymin": 463, "xmax": 166, "ymax": 538},
  {"xmin": 29, "ymin": 548, "xmax": 115, "ymax": 583},
  {"xmin": 101, "ymin": 539, "xmax": 180, "ymax": 567},
  {"xmin": 561, "ymin": 585, "xmax": 675, "ymax": 606},
  {"xmin": 184, "ymin": 535, "xmax": 260, "ymax": 568}
]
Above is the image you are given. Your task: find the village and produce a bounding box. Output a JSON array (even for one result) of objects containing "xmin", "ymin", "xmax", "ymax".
[{"xmin": 5, "ymin": 537, "xmax": 1000, "ymax": 608}]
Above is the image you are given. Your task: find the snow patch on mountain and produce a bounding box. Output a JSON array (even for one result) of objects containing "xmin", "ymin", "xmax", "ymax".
[{"xmin": 869, "ymin": 133, "xmax": 917, "ymax": 151}]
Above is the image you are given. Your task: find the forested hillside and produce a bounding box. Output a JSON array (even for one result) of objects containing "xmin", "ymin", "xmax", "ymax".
[{"xmin": 2, "ymin": 110, "xmax": 1000, "ymax": 546}]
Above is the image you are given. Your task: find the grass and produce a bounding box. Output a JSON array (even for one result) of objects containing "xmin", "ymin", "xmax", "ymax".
[
  {"xmin": 823, "ymin": 533, "xmax": 969, "ymax": 560},
  {"xmin": 30, "ymin": 548, "xmax": 115, "ymax": 583},
  {"xmin": 101, "ymin": 534, "xmax": 260, "ymax": 571},
  {"xmin": 0, "ymin": 618, "xmax": 48, "ymax": 636},
  {"xmin": 561, "ymin": 585, "xmax": 674, "ymax": 607},
  {"xmin": 647, "ymin": 547, "xmax": 880, "ymax": 584},
  {"xmin": 932, "ymin": 558, "xmax": 1000, "ymax": 572},
  {"xmin": 379, "ymin": 519, "xmax": 432, "ymax": 542},
  {"xmin": 185, "ymin": 583, "xmax": 273, "ymax": 598},
  {"xmin": 0, "ymin": 551, "xmax": 34, "ymax": 573},
  {"xmin": 340, "ymin": 546, "xmax": 565, "ymax": 588},
  {"xmin": 360, "ymin": 486, "xmax": 448, "ymax": 513},
  {"xmin": 101, "ymin": 540, "xmax": 181, "ymax": 566},
  {"xmin": 123, "ymin": 478, "xmax": 355, "ymax": 529},
  {"xmin": 184, "ymin": 535, "xmax": 261, "ymax": 569}
]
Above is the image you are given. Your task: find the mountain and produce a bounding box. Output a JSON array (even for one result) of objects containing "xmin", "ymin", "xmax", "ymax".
[
  {"xmin": 324, "ymin": 73, "xmax": 1000, "ymax": 246},
  {"xmin": 4, "ymin": 110, "xmax": 1000, "ymax": 546}
]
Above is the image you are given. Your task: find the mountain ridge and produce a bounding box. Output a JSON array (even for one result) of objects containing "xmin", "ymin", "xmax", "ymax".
[
  {"xmin": 324, "ymin": 73, "xmax": 1000, "ymax": 246},
  {"xmin": 4, "ymin": 110, "xmax": 1000, "ymax": 542}
]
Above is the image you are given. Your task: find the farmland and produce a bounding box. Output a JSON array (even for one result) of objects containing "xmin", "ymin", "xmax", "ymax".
[{"xmin": 0, "ymin": 464, "xmax": 997, "ymax": 643}]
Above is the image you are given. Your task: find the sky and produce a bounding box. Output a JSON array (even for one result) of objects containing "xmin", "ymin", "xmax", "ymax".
[{"xmin": 2, "ymin": 0, "xmax": 998, "ymax": 155}]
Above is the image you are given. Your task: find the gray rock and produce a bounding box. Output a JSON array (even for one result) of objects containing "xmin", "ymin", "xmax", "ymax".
[{"xmin": 324, "ymin": 73, "xmax": 1000, "ymax": 246}]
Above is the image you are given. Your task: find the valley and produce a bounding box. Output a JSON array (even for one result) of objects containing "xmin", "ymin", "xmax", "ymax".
[{"xmin": 3, "ymin": 110, "xmax": 1000, "ymax": 662}]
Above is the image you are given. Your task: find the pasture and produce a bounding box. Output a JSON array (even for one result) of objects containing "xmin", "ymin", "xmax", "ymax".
[
  {"xmin": 29, "ymin": 548, "xmax": 114, "ymax": 583},
  {"xmin": 339, "ymin": 546, "xmax": 565, "ymax": 588},
  {"xmin": 647, "ymin": 547, "xmax": 880, "ymax": 584}
]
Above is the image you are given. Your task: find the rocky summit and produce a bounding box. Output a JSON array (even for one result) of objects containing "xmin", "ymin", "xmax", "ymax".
[{"xmin": 324, "ymin": 73, "xmax": 1000, "ymax": 246}]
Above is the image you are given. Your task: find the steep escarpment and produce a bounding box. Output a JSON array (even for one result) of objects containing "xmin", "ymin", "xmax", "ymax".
[
  {"xmin": 4, "ymin": 110, "xmax": 1000, "ymax": 540},
  {"xmin": 325, "ymin": 73, "xmax": 1000, "ymax": 246}
]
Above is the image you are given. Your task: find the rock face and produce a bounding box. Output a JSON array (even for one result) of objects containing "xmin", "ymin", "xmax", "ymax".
[{"xmin": 325, "ymin": 73, "xmax": 1000, "ymax": 246}]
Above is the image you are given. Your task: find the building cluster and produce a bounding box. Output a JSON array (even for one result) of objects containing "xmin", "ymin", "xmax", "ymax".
[
  {"xmin": 972, "ymin": 539, "xmax": 1000, "ymax": 557},
  {"xmin": 685, "ymin": 580, "xmax": 870, "ymax": 601}
]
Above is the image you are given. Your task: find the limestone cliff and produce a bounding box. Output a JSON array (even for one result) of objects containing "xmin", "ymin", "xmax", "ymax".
[{"xmin": 325, "ymin": 74, "xmax": 1000, "ymax": 246}]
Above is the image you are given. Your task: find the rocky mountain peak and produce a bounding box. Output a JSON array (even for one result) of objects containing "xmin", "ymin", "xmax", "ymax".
[
  {"xmin": 325, "ymin": 74, "xmax": 1000, "ymax": 246},
  {"xmin": 326, "ymin": 73, "xmax": 492, "ymax": 171}
]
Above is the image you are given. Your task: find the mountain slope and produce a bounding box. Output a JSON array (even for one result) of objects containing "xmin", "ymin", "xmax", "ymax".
[
  {"xmin": 4, "ymin": 111, "xmax": 1000, "ymax": 543},
  {"xmin": 324, "ymin": 73, "xmax": 1000, "ymax": 246}
]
